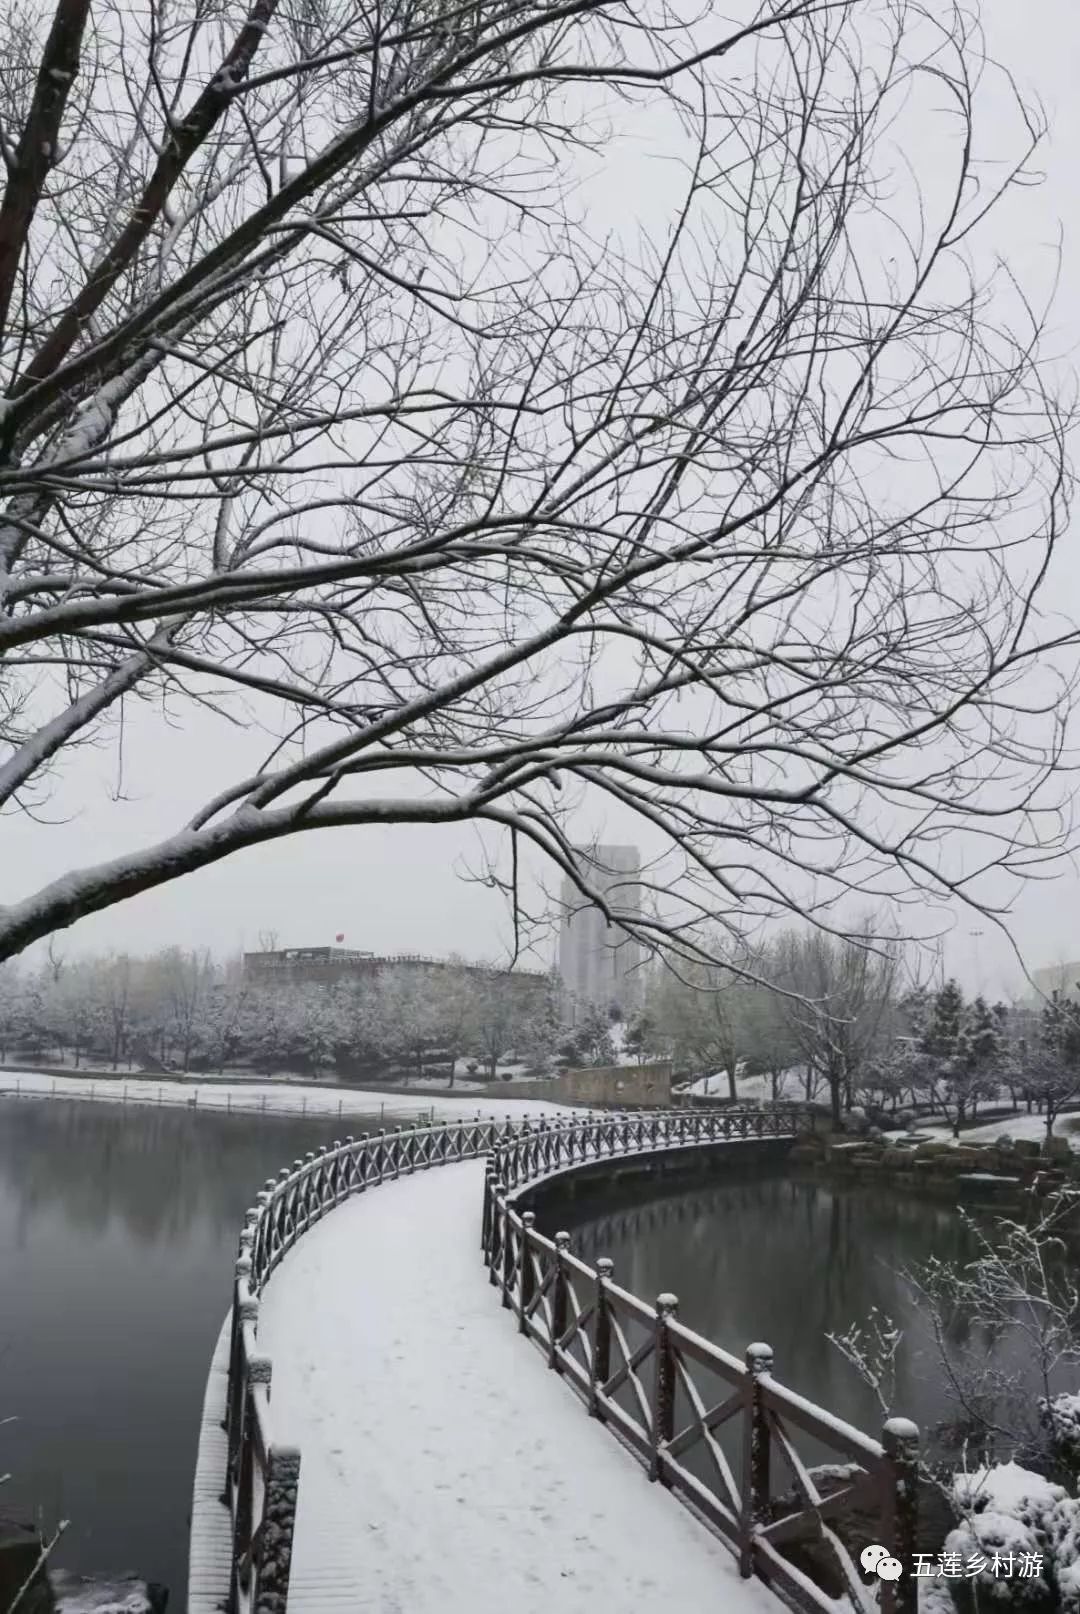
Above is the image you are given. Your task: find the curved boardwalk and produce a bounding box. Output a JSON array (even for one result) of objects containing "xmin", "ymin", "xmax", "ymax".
[{"xmin": 245, "ymin": 1158, "xmax": 779, "ymax": 1614}]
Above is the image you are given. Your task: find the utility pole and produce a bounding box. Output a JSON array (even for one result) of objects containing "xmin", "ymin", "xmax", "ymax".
[{"xmin": 969, "ymin": 930, "xmax": 984, "ymax": 996}]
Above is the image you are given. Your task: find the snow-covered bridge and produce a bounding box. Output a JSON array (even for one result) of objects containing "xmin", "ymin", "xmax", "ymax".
[{"xmin": 188, "ymin": 1112, "xmax": 919, "ymax": 1614}]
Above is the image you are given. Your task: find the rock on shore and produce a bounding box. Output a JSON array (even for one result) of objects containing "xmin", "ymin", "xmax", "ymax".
[{"xmin": 49, "ymin": 1571, "xmax": 168, "ymax": 1613}]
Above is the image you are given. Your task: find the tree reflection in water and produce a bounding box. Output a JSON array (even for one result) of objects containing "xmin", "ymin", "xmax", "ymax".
[
  {"xmin": 557, "ymin": 1171, "xmax": 1029, "ymax": 1451},
  {"xmin": 0, "ymin": 1097, "xmax": 384, "ymax": 1607}
]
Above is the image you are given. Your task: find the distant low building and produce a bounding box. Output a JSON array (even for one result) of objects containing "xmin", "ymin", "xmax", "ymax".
[
  {"xmin": 242, "ymin": 945, "xmax": 551, "ymax": 1006},
  {"xmin": 1030, "ymin": 963, "xmax": 1080, "ymax": 1001}
]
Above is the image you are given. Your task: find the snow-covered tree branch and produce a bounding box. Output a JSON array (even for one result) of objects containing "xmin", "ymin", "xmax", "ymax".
[{"xmin": 0, "ymin": 0, "xmax": 1074, "ymax": 963}]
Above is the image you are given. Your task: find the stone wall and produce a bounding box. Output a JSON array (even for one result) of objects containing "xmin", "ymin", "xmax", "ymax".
[
  {"xmin": 789, "ymin": 1125, "xmax": 1080, "ymax": 1217},
  {"xmin": 502, "ymin": 1062, "xmax": 674, "ymax": 1108}
]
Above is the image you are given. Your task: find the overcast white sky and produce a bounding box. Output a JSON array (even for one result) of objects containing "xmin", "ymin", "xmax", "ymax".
[{"xmin": 5, "ymin": 0, "xmax": 1080, "ymax": 1001}]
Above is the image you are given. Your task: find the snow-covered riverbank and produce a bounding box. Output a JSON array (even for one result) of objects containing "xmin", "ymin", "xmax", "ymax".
[{"xmin": 0, "ymin": 1068, "xmax": 572, "ymax": 1123}]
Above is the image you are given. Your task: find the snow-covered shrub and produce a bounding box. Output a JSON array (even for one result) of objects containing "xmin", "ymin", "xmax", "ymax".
[
  {"xmin": 946, "ymin": 1461, "xmax": 1080, "ymax": 1609},
  {"xmin": 1039, "ymin": 1392, "xmax": 1080, "ymax": 1470},
  {"xmin": 1049, "ymin": 1496, "xmax": 1080, "ymax": 1611}
]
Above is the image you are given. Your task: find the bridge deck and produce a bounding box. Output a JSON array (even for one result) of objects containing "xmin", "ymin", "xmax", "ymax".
[{"xmin": 247, "ymin": 1158, "xmax": 780, "ymax": 1614}]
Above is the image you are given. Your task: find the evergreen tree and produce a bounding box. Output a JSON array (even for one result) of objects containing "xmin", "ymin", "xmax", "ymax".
[
  {"xmin": 1041, "ymin": 990, "xmax": 1080, "ymax": 1068},
  {"xmin": 920, "ymin": 978, "xmax": 965, "ymax": 1061},
  {"xmin": 1024, "ymin": 989, "xmax": 1080, "ymax": 1142},
  {"xmin": 966, "ymin": 995, "xmax": 1004, "ymax": 1070}
]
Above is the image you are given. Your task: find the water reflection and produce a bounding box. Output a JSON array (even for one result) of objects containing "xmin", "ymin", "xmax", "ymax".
[
  {"xmin": 0, "ymin": 1098, "xmax": 383, "ymax": 1607},
  {"xmin": 556, "ymin": 1173, "xmax": 1003, "ymax": 1448},
  {"xmin": 1, "ymin": 1108, "xmax": 1042, "ymax": 1610}
]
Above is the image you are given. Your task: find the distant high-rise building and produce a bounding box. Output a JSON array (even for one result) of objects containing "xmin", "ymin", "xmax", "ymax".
[{"xmin": 558, "ymin": 845, "xmax": 646, "ymax": 1019}]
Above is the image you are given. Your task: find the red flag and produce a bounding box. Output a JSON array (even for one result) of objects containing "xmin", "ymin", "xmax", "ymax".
[{"xmin": 335, "ymin": 932, "xmax": 345, "ymax": 942}]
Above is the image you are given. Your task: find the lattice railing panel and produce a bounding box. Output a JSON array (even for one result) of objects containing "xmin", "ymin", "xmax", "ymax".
[
  {"xmin": 482, "ymin": 1110, "xmax": 920, "ymax": 1614},
  {"xmin": 221, "ymin": 1102, "xmax": 886, "ymax": 1614}
]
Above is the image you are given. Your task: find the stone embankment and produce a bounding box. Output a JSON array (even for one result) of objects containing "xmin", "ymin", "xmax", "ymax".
[{"xmin": 789, "ymin": 1124, "xmax": 1078, "ymax": 1210}]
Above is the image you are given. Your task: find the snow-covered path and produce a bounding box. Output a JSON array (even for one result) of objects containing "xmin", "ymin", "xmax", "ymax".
[{"xmin": 252, "ymin": 1160, "xmax": 780, "ymax": 1614}]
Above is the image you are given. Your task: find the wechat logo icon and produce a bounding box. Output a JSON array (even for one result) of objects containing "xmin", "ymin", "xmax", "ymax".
[{"xmin": 861, "ymin": 1544, "xmax": 904, "ymax": 1582}]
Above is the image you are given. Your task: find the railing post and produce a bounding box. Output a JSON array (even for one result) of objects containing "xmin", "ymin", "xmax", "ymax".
[
  {"xmin": 482, "ymin": 1161, "xmax": 495, "ymax": 1254},
  {"xmin": 500, "ymin": 1201, "xmax": 514, "ymax": 1308},
  {"xmin": 223, "ymin": 1258, "xmax": 257, "ymax": 1488},
  {"xmin": 488, "ymin": 1180, "xmax": 505, "ymax": 1286},
  {"xmin": 880, "ymin": 1417, "xmax": 920, "ymax": 1614},
  {"xmin": 232, "ymin": 1354, "xmax": 270, "ymax": 1606},
  {"xmin": 741, "ymin": 1341, "xmax": 774, "ymax": 1578},
  {"xmin": 253, "ymin": 1444, "xmax": 301, "ymax": 1614},
  {"xmin": 519, "ymin": 1211, "xmax": 536, "ymax": 1333},
  {"xmin": 230, "ymin": 1384, "xmax": 255, "ymax": 1612},
  {"xmin": 549, "ymin": 1231, "xmax": 570, "ymax": 1370},
  {"xmin": 589, "ymin": 1258, "xmax": 614, "ymax": 1415},
  {"xmin": 649, "ymin": 1293, "xmax": 678, "ymax": 1483}
]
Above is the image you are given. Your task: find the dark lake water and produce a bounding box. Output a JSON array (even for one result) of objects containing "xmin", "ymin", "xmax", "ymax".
[
  {"xmin": 553, "ymin": 1170, "xmax": 1021, "ymax": 1456},
  {"xmin": 0, "ymin": 1097, "xmax": 383, "ymax": 1608},
  {"xmin": 0, "ymin": 1104, "xmax": 1042, "ymax": 1610}
]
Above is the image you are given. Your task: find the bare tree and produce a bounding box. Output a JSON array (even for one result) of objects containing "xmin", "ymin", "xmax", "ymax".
[
  {"xmin": 903, "ymin": 1200, "xmax": 1080, "ymax": 1480},
  {"xmin": 0, "ymin": 0, "xmax": 1072, "ymax": 972},
  {"xmin": 768, "ymin": 921, "xmax": 901, "ymax": 1125},
  {"xmin": 467, "ymin": 966, "xmax": 537, "ymax": 1078},
  {"xmin": 650, "ymin": 955, "xmax": 768, "ymax": 1099},
  {"xmin": 150, "ymin": 945, "xmax": 214, "ymax": 1071}
]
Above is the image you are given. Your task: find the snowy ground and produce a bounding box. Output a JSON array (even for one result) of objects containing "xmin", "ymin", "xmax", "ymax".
[
  {"xmin": 893, "ymin": 1113, "xmax": 1079, "ymax": 1148},
  {"xmin": 251, "ymin": 1161, "xmax": 781, "ymax": 1614},
  {"xmin": 0, "ymin": 1068, "xmax": 572, "ymax": 1123},
  {"xmin": 675, "ymin": 1068, "xmax": 805, "ymax": 1102}
]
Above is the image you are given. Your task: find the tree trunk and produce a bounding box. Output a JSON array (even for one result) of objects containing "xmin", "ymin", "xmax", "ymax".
[
  {"xmin": 829, "ymin": 1074, "xmax": 841, "ymax": 1128},
  {"xmin": 727, "ymin": 1062, "xmax": 737, "ymax": 1102}
]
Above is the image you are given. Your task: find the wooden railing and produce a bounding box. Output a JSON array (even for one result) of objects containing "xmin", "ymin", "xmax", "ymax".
[
  {"xmin": 484, "ymin": 1116, "xmax": 920, "ymax": 1614},
  {"xmin": 222, "ymin": 1114, "xmax": 522, "ymax": 1614},
  {"xmin": 221, "ymin": 1103, "xmax": 916, "ymax": 1614},
  {"xmin": 486, "ymin": 1105, "xmax": 805, "ymax": 1201}
]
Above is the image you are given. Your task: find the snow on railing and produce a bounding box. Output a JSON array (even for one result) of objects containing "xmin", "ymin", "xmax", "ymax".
[
  {"xmin": 222, "ymin": 1105, "xmax": 907, "ymax": 1614},
  {"xmin": 484, "ymin": 1114, "xmax": 921, "ymax": 1614},
  {"xmin": 223, "ymin": 1113, "xmax": 522, "ymax": 1614}
]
